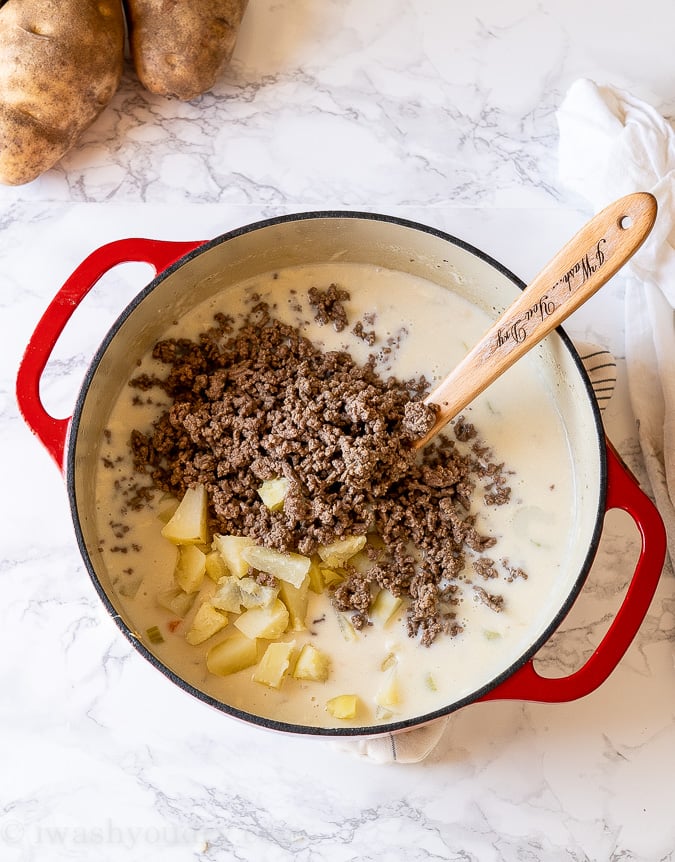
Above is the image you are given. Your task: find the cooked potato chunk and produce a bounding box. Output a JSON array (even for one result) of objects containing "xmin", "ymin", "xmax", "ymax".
[
  {"xmin": 257, "ymin": 477, "xmax": 289, "ymax": 511},
  {"xmin": 212, "ymin": 534, "xmax": 256, "ymax": 579},
  {"xmin": 293, "ymin": 643, "xmax": 330, "ymax": 682},
  {"xmin": 157, "ymin": 586, "xmax": 197, "ymax": 617},
  {"xmin": 242, "ymin": 545, "xmax": 311, "ymax": 589},
  {"xmin": 234, "ymin": 598, "xmax": 289, "ymax": 640},
  {"xmin": 186, "ymin": 602, "xmax": 228, "ymax": 646},
  {"xmin": 205, "ymin": 550, "xmax": 229, "ymax": 583},
  {"xmin": 252, "ymin": 640, "xmax": 296, "ymax": 689},
  {"xmin": 161, "ymin": 484, "xmax": 208, "ymax": 545},
  {"xmin": 278, "ymin": 576, "xmax": 309, "ymax": 632},
  {"xmin": 317, "ymin": 535, "xmax": 366, "ymax": 567},
  {"xmin": 370, "ymin": 589, "xmax": 402, "ymax": 626},
  {"xmin": 326, "ymin": 694, "xmax": 358, "ymax": 720},
  {"xmin": 375, "ymin": 669, "xmax": 400, "ymax": 709},
  {"xmin": 206, "ymin": 633, "xmax": 257, "ymax": 677},
  {"xmin": 175, "ymin": 544, "xmax": 206, "ymax": 593}
]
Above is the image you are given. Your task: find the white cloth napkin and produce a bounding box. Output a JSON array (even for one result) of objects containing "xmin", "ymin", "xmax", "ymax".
[
  {"xmin": 557, "ymin": 78, "xmax": 675, "ymax": 569},
  {"xmin": 335, "ymin": 341, "xmax": 615, "ymax": 763}
]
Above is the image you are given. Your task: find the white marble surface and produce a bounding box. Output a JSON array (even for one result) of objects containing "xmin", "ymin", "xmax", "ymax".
[{"xmin": 2, "ymin": 1, "xmax": 675, "ymax": 859}]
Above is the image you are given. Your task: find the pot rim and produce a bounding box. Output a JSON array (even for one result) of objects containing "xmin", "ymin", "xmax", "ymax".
[{"xmin": 65, "ymin": 210, "xmax": 607, "ymax": 737}]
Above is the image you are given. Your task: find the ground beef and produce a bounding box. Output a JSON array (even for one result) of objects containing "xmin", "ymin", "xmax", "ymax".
[
  {"xmin": 129, "ymin": 294, "xmax": 519, "ymax": 645},
  {"xmin": 402, "ymin": 400, "xmax": 438, "ymax": 438},
  {"xmin": 308, "ymin": 283, "xmax": 350, "ymax": 331}
]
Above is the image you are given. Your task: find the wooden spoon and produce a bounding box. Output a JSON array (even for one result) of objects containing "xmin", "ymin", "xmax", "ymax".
[{"xmin": 413, "ymin": 192, "xmax": 658, "ymax": 450}]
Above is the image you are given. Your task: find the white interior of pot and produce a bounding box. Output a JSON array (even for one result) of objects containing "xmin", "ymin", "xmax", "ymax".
[{"xmin": 69, "ymin": 214, "xmax": 604, "ymax": 730}]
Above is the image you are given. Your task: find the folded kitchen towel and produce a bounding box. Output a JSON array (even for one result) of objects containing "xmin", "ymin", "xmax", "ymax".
[
  {"xmin": 334, "ymin": 342, "xmax": 615, "ymax": 764},
  {"xmin": 557, "ymin": 78, "xmax": 675, "ymax": 570}
]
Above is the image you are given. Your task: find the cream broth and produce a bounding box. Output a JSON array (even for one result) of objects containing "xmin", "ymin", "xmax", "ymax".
[{"xmin": 95, "ymin": 262, "xmax": 576, "ymax": 729}]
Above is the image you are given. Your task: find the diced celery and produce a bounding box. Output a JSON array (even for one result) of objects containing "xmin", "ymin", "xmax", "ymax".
[{"xmin": 145, "ymin": 625, "xmax": 164, "ymax": 645}]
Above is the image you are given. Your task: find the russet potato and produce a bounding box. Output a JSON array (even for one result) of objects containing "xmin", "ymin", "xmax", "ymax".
[
  {"xmin": 0, "ymin": 0, "xmax": 125, "ymax": 185},
  {"xmin": 124, "ymin": 0, "xmax": 249, "ymax": 100}
]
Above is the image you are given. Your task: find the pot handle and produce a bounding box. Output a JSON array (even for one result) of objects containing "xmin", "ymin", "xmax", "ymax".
[
  {"xmin": 16, "ymin": 237, "xmax": 204, "ymax": 472},
  {"xmin": 479, "ymin": 439, "xmax": 666, "ymax": 705}
]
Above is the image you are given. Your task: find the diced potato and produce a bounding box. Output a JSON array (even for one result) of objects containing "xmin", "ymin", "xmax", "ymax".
[
  {"xmin": 320, "ymin": 567, "xmax": 345, "ymax": 587},
  {"xmin": 317, "ymin": 535, "xmax": 366, "ymax": 567},
  {"xmin": 375, "ymin": 705, "xmax": 394, "ymax": 722},
  {"xmin": 238, "ymin": 577, "xmax": 279, "ymax": 610},
  {"xmin": 307, "ymin": 557, "xmax": 324, "ymax": 594},
  {"xmin": 205, "ymin": 550, "xmax": 229, "ymax": 583},
  {"xmin": 278, "ymin": 575, "xmax": 309, "ymax": 631},
  {"xmin": 348, "ymin": 550, "xmax": 372, "ymax": 574},
  {"xmin": 242, "ymin": 545, "xmax": 311, "ymax": 589},
  {"xmin": 157, "ymin": 586, "xmax": 197, "ymax": 618},
  {"xmin": 207, "ymin": 633, "xmax": 258, "ymax": 677},
  {"xmin": 212, "ymin": 534, "xmax": 256, "ymax": 579},
  {"xmin": 234, "ymin": 598, "xmax": 289, "ymax": 640},
  {"xmin": 116, "ymin": 573, "xmax": 143, "ymax": 599},
  {"xmin": 161, "ymin": 483, "xmax": 208, "ymax": 545},
  {"xmin": 175, "ymin": 544, "xmax": 206, "ymax": 593},
  {"xmin": 157, "ymin": 497, "xmax": 179, "ymax": 524},
  {"xmin": 326, "ymin": 694, "xmax": 358, "ymax": 720},
  {"xmin": 211, "ymin": 575, "xmax": 278, "ymax": 614},
  {"xmin": 335, "ymin": 611, "xmax": 358, "ymax": 642},
  {"xmin": 293, "ymin": 643, "xmax": 330, "ymax": 682},
  {"xmin": 257, "ymin": 477, "xmax": 290, "ymax": 511},
  {"xmin": 375, "ymin": 668, "xmax": 400, "ymax": 709},
  {"xmin": 186, "ymin": 602, "xmax": 228, "ymax": 646},
  {"xmin": 252, "ymin": 640, "xmax": 296, "ymax": 688},
  {"xmin": 380, "ymin": 651, "xmax": 398, "ymax": 672},
  {"xmin": 210, "ymin": 577, "xmax": 243, "ymax": 613},
  {"xmin": 370, "ymin": 589, "xmax": 402, "ymax": 626}
]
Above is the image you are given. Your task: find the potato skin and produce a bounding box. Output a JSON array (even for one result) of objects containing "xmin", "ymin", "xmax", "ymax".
[
  {"xmin": 125, "ymin": 0, "xmax": 248, "ymax": 101},
  {"xmin": 0, "ymin": 0, "xmax": 125, "ymax": 185}
]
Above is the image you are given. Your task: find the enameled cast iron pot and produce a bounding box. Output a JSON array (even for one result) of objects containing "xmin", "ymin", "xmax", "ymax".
[{"xmin": 16, "ymin": 212, "xmax": 667, "ymax": 737}]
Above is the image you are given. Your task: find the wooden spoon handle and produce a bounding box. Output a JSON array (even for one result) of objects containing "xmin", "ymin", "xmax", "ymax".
[{"xmin": 414, "ymin": 192, "xmax": 657, "ymax": 449}]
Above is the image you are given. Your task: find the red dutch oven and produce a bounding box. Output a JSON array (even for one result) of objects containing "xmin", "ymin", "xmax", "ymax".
[{"xmin": 16, "ymin": 212, "xmax": 667, "ymax": 737}]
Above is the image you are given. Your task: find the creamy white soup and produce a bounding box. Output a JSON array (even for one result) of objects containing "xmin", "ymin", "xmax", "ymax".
[{"xmin": 94, "ymin": 262, "xmax": 576, "ymax": 729}]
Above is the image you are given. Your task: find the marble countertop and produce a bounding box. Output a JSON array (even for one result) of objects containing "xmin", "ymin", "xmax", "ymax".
[{"xmin": 2, "ymin": 1, "xmax": 675, "ymax": 860}]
